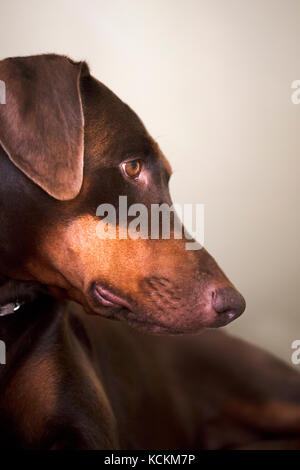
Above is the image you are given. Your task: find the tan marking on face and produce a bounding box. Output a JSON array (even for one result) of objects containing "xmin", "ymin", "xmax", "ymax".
[
  {"xmin": 28, "ymin": 215, "xmax": 196, "ymax": 297},
  {"xmin": 23, "ymin": 211, "xmax": 230, "ymax": 333}
]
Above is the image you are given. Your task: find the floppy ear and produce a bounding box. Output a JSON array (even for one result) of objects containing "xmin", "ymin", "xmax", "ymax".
[{"xmin": 0, "ymin": 54, "xmax": 88, "ymax": 200}]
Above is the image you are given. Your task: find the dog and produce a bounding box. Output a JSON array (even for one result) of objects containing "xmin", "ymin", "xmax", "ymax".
[{"xmin": 0, "ymin": 54, "xmax": 299, "ymax": 449}]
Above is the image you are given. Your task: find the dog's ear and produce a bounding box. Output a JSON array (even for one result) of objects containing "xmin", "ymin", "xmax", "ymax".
[{"xmin": 0, "ymin": 54, "xmax": 88, "ymax": 200}]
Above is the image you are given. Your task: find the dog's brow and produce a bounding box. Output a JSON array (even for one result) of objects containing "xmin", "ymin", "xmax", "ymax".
[{"xmin": 152, "ymin": 141, "xmax": 173, "ymax": 176}]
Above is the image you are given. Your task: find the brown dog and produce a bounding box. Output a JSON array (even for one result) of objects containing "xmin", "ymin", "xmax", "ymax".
[
  {"xmin": 0, "ymin": 55, "xmax": 299, "ymax": 449},
  {"xmin": 0, "ymin": 54, "xmax": 245, "ymax": 334}
]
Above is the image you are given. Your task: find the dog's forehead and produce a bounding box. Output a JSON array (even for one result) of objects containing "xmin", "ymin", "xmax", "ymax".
[{"xmin": 81, "ymin": 75, "xmax": 169, "ymax": 170}]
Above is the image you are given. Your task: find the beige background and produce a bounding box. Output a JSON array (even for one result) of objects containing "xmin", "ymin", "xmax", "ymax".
[{"xmin": 0, "ymin": 0, "xmax": 299, "ymax": 364}]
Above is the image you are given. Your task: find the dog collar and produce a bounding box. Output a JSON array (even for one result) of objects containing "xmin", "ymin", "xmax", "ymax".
[{"xmin": 0, "ymin": 302, "xmax": 22, "ymax": 317}]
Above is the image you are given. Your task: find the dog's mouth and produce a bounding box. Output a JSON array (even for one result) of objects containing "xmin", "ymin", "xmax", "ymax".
[
  {"xmin": 89, "ymin": 281, "xmax": 244, "ymax": 334},
  {"xmin": 90, "ymin": 282, "xmax": 188, "ymax": 334},
  {"xmin": 92, "ymin": 283, "xmax": 132, "ymax": 310}
]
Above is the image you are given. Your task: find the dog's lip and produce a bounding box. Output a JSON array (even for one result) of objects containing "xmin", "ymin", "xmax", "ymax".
[
  {"xmin": 90, "ymin": 284, "xmax": 232, "ymax": 333},
  {"xmin": 92, "ymin": 283, "xmax": 132, "ymax": 310},
  {"xmin": 125, "ymin": 317, "xmax": 191, "ymax": 335},
  {"xmin": 90, "ymin": 285, "xmax": 186, "ymax": 333}
]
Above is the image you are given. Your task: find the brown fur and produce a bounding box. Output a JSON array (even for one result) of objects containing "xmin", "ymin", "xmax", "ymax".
[{"xmin": 0, "ymin": 55, "xmax": 298, "ymax": 449}]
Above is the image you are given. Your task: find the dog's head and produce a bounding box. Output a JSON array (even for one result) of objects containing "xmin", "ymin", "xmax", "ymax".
[{"xmin": 0, "ymin": 54, "xmax": 245, "ymax": 333}]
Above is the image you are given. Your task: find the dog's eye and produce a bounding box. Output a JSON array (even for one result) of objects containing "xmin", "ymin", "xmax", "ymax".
[{"xmin": 123, "ymin": 160, "xmax": 143, "ymax": 179}]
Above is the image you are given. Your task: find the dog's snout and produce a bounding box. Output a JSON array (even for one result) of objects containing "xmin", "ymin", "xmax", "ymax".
[{"xmin": 212, "ymin": 287, "xmax": 246, "ymax": 324}]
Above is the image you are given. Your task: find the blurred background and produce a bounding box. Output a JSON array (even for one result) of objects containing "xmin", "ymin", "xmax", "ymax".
[{"xmin": 0, "ymin": 0, "xmax": 299, "ymax": 364}]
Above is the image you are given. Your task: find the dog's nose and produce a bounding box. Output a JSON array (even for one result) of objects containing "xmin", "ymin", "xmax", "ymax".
[{"xmin": 212, "ymin": 287, "xmax": 246, "ymax": 324}]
